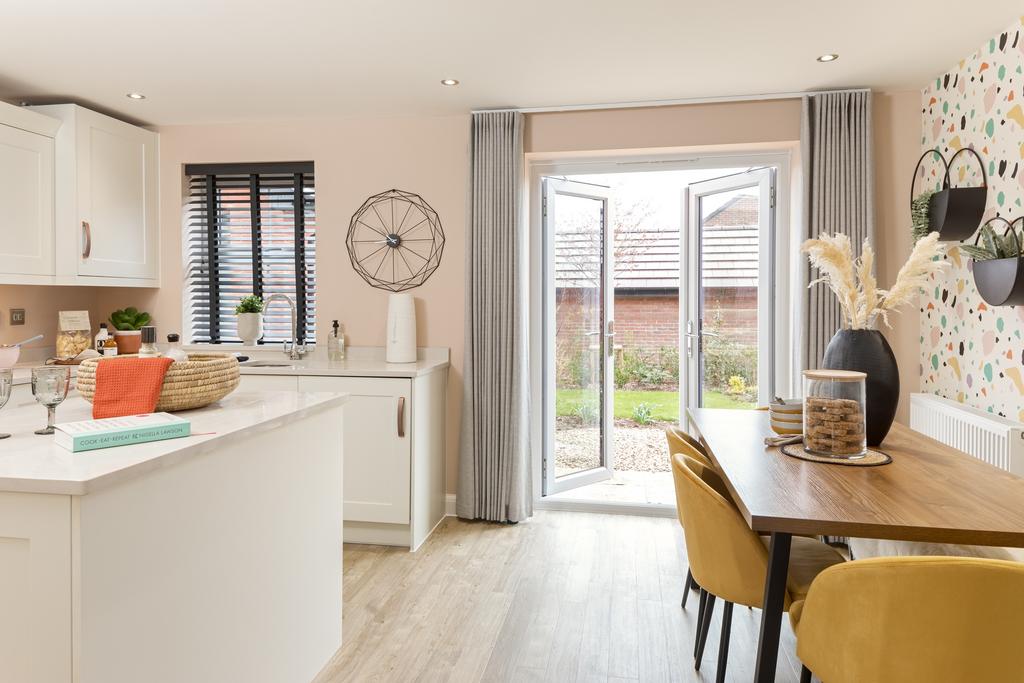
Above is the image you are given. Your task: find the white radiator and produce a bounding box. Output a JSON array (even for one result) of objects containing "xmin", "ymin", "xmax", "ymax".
[{"xmin": 909, "ymin": 393, "xmax": 1024, "ymax": 476}]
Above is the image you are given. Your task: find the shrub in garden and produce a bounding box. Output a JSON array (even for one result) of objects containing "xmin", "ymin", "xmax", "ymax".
[{"xmin": 631, "ymin": 402, "xmax": 654, "ymax": 425}]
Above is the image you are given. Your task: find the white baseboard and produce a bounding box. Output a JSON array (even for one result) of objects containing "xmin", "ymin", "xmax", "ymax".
[{"xmin": 445, "ymin": 493, "xmax": 456, "ymax": 516}]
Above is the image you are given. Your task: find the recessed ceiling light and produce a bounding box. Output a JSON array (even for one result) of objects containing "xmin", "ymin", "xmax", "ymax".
[
  {"xmin": 126, "ymin": 92, "xmax": 146, "ymax": 100},
  {"xmin": 440, "ymin": 79, "xmax": 459, "ymax": 86},
  {"xmin": 816, "ymin": 54, "xmax": 839, "ymax": 63}
]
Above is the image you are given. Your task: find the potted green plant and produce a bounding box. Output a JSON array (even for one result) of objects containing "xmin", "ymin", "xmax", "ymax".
[
  {"xmin": 235, "ymin": 295, "xmax": 264, "ymax": 345},
  {"xmin": 959, "ymin": 218, "xmax": 1024, "ymax": 306},
  {"xmin": 109, "ymin": 307, "xmax": 152, "ymax": 354}
]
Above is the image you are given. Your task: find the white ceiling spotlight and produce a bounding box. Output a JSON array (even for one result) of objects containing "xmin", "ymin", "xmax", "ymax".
[
  {"xmin": 125, "ymin": 92, "xmax": 146, "ymax": 100},
  {"xmin": 816, "ymin": 54, "xmax": 839, "ymax": 63},
  {"xmin": 440, "ymin": 79, "xmax": 459, "ymax": 86}
]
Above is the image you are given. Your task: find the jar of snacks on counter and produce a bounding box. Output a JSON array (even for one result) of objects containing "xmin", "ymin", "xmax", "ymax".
[{"xmin": 802, "ymin": 369, "xmax": 867, "ymax": 459}]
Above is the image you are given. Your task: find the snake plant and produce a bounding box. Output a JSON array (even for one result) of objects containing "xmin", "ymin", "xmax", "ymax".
[
  {"xmin": 911, "ymin": 190, "xmax": 934, "ymax": 243},
  {"xmin": 959, "ymin": 223, "xmax": 1023, "ymax": 261}
]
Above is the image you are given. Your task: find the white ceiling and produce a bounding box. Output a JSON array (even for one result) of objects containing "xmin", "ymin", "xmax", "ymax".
[{"xmin": 1, "ymin": 1, "xmax": 1020, "ymax": 126}]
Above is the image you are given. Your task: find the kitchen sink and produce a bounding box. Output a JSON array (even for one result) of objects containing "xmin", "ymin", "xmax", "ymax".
[{"xmin": 238, "ymin": 360, "xmax": 297, "ymax": 368}]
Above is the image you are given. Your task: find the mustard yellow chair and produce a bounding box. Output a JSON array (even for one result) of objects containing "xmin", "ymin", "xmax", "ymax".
[
  {"xmin": 671, "ymin": 452, "xmax": 845, "ymax": 682},
  {"xmin": 790, "ymin": 556, "xmax": 1024, "ymax": 683},
  {"xmin": 665, "ymin": 426, "xmax": 714, "ymax": 609}
]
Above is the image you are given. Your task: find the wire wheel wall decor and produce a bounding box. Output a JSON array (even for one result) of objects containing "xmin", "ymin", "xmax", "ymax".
[{"xmin": 346, "ymin": 189, "xmax": 445, "ymax": 292}]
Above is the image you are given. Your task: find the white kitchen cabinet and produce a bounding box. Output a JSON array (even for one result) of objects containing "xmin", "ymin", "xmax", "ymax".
[
  {"xmin": 300, "ymin": 376, "xmax": 412, "ymax": 525},
  {"xmin": 0, "ymin": 123, "xmax": 55, "ymax": 277},
  {"xmin": 0, "ymin": 492, "xmax": 72, "ymax": 683},
  {"xmin": 237, "ymin": 361, "xmax": 448, "ymax": 551},
  {"xmin": 0, "ymin": 100, "xmax": 59, "ymax": 283},
  {"xmin": 297, "ymin": 373, "xmax": 446, "ymax": 550},
  {"xmin": 31, "ymin": 104, "xmax": 159, "ymax": 286}
]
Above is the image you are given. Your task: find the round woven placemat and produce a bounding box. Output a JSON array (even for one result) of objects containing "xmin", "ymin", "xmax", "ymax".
[{"xmin": 780, "ymin": 443, "xmax": 892, "ymax": 467}]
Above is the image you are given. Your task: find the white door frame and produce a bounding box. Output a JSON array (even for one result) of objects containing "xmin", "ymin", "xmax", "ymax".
[
  {"xmin": 684, "ymin": 168, "xmax": 776, "ymax": 413},
  {"xmin": 527, "ymin": 148, "xmax": 795, "ymax": 511},
  {"xmin": 541, "ymin": 178, "xmax": 615, "ymax": 496}
]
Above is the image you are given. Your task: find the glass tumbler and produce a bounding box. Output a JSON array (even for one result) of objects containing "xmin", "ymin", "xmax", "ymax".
[
  {"xmin": 802, "ymin": 369, "xmax": 867, "ymax": 459},
  {"xmin": 31, "ymin": 366, "xmax": 71, "ymax": 435},
  {"xmin": 0, "ymin": 368, "xmax": 12, "ymax": 439}
]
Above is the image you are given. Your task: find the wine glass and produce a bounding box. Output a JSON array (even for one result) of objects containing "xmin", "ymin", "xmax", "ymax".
[
  {"xmin": 31, "ymin": 366, "xmax": 70, "ymax": 435},
  {"xmin": 0, "ymin": 369, "xmax": 12, "ymax": 439}
]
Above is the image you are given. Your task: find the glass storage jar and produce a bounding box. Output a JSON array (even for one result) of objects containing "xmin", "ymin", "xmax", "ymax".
[{"xmin": 802, "ymin": 369, "xmax": 867, "ymax": 459}]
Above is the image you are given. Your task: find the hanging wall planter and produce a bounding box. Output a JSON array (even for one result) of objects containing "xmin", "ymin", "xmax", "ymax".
[
  {"xmin": 966, "ymin": 217, "xmax": 1024, "ymax": 307},
  {"xmin": 910, "ymin": 147, "xmax": 988, "ymax": 242}
]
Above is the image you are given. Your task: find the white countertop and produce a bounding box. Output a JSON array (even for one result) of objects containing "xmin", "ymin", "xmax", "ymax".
[
  {"xmin": 186, "ymin": 345, "xmax": 450, "ymax": 379},
  {"xmin": 0, "ymin": 391, "xmax": 347, "ymax": 496}
]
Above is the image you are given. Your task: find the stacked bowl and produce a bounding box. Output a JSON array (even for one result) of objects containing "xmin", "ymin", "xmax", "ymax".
[{"xmin": 769, "ymin": 398, "xmax": 803, "ymax": 435}]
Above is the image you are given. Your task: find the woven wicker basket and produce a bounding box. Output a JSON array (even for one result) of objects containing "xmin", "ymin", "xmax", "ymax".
[{"xmin": 76, "ymin": 353, "xmax": 240, "ymax": 412}]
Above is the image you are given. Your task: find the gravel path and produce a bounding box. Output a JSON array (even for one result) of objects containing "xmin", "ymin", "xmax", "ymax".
[{"xmin": 555, "ymin": 417, "xmax": 671, "ymax": 473}]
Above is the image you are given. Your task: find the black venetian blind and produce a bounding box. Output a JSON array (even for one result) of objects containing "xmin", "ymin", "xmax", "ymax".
[{"xmin": 184, "ymin": 162, "xmax": 316, "ymax": 344}]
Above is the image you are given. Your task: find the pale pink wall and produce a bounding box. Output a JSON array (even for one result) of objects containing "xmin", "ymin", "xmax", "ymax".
[
  {"xmin": 873, "ymin": 91, "xmax": 922, "ymax": 425},
  {"xmin": 525, "ymin": 99, "xmax": 802, "ymax": 152},
  {"xmin": 0, "ymin": 285, "xmax": 111, "ymax": 362},
  {"xmin": 95, "ymin": 115, "xmax": 470, "ymax": 493}
]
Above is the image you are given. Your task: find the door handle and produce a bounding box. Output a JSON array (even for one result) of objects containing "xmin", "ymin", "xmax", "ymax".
[
  {"xmin": 397, "ymin": 396, "xmax": 405, "ymax": 437},
  {"xmin": 81, "ymin": 221, "xmax": 92, "ymax": 259}
]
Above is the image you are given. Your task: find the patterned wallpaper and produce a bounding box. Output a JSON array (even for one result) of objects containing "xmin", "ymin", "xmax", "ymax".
[{"xmin": 920, "ymin": 17, "xmax": 1024, "ymax": 419}]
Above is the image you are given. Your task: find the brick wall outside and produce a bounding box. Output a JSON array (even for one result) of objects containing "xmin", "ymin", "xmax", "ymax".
[{"xmin": 555, "ymin": 286, "xmax": 758, "ymax": 353}]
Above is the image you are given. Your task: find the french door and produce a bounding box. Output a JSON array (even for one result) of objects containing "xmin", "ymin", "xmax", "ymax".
[
  {"xmin": 543, "ymin": 178, "xmax": 615, "ymax": 495},
  {"xmin": 684, "ymin": 168, "xmax": 775, "ymax": 412}
]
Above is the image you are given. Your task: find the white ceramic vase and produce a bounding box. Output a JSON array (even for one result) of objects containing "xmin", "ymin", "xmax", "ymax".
[{"xmin": 237, "ymin": 312, "xmax": 263, "ymax": 345}]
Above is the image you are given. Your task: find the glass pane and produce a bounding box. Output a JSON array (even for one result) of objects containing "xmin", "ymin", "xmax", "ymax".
[
  {"xmin": 698, "ymin": 188, "xmax": 759, "ymax": 409},
  {"xmin": 553, "ymin": 193, "xmax": 606, "ymax": 477}
]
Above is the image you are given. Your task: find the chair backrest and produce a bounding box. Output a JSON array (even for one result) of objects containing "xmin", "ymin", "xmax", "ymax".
[
  {"xmin": 665, "ymin": 426, "xmax": 713, "ymax": 526},
  {"xmin": 670, "ymin": 452, "xmax": 773, "ymax": 607},
  {"xmin": 794, "ymin": 556, "xmax": 1024, "ymax": 682}
]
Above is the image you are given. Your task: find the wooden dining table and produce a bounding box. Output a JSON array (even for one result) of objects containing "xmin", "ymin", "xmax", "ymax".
[{"xmin": 687, "ymin": 407, "xmax": 1024, "ymax": 683}]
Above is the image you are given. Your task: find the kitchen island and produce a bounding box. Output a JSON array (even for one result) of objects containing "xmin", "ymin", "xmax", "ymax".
[{"xmin": 0, "ymin": 390, "xmax": 346, "ymax": 683}]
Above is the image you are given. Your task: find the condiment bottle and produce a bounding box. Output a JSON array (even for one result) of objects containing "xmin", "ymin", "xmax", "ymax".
[
  {"xmin": 165, "ymin": 333, "xmax": 189, "ymax": 363},
  {"xmin": 94, "ymin": 323, "xmax": 109, "ymax": 352},
  {"xmin": 139, "ymin": 326, "xmax": 161, "ymax": 358},
  {"xmin": 102, "ymin": 337, "xmax": 118, "ymax": 357}
]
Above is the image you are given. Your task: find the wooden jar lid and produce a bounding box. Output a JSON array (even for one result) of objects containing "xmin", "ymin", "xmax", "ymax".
[{"xmin": 802, "ymin": 369, "xmax": 866, "ymax": 382}]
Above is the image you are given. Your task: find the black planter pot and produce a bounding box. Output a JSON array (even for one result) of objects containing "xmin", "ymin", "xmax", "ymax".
[
  {"xmin": 821, "ymin": 329, "xmax": 899, "ymax": 447},
  {"xmin": 911, "ymin": 147, "xmax": 988, "ymax": 242},
  {"xmin": 971, "ymin": 217, "xmax": 1024, "ymax": 306},
  {"xmin": 928, "ymin": 186, "xmax": 988, "ymax": 241},
  {"xmin": 973, "ymin": 256, "xmax": 1024, "ymax": 306}
]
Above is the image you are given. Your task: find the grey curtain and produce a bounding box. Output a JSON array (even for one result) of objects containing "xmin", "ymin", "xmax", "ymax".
[
  {"xmin": 800, "ymin": 90, "xmax": 875, "ymax": 371},
  {"xmin": 457, "ymin": 111, "xmax": 531, "ymax": 523}
]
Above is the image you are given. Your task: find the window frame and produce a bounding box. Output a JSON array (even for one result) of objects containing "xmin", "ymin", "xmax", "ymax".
[{"xmin": 183, "ymin": 161, "xmax": 316, "ymax": 345}]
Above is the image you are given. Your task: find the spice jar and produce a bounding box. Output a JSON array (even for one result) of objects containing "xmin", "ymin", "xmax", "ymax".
[{"xmin": 802, "ymin": 369, "xmax": 867, "ymax": 459}]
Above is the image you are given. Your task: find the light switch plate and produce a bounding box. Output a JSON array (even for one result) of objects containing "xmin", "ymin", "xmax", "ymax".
[{"xmin": 9, "ymin": 309, "xmax": 25, "ymax": 326}]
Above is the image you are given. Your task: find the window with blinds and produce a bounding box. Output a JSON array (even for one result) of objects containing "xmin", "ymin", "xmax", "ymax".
[{"xmin": 184, "ymin": 162, "xmax": 316, "ymax": 344}]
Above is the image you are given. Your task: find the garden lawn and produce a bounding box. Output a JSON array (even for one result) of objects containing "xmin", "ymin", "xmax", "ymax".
[{"xmin": 555, "ymin": 388, "xmax": 754, "ymax": 422}]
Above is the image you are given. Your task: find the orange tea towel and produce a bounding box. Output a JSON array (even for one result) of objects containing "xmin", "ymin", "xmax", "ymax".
[{"xmin": 92, "ymin": 357, "xmax": 174, "ymax": 419}]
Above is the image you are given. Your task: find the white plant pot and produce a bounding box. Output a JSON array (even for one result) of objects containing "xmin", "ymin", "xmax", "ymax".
[{"xmin": 237, "ymin": 313, "xmax": 263, "ymax": 345}]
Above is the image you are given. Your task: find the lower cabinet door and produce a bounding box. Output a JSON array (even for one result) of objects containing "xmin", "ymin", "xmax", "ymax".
[
  {"xmin": 0, "ymin": 492, "xmax": 72, "ymax": 683},
  {"xmin": 237, "ymin": 374, "xmax": 300, "ymax": 392},
  {"xmin": 298, "ymin": 376, "xmax": 411, "ymax": 524}
]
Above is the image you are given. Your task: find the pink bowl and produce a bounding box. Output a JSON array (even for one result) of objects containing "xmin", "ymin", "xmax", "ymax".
[{"xmin": 0, "ymin": 346, "xmax": 19, "ymax": 369}]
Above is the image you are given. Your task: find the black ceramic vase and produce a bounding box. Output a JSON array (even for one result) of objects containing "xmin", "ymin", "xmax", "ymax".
[{"xmin": 821, "ymin": 329, "xmax": 899, "ymax": 446}]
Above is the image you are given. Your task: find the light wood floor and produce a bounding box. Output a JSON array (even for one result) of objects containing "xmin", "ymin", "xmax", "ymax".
[{"xmin": 315, "ymin": 511, "xmax": 802, "ymax": 683}]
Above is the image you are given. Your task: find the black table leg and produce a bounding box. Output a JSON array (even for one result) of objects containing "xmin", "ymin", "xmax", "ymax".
[{"xmin": 753, "ymin": 532, "xmax": 791, "ymax": 683}]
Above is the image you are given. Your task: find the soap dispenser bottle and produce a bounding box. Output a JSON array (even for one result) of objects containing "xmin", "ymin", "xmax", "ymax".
[{"xmin": 328, "ymin": 320, "xmax": 345, "ymax": 361}]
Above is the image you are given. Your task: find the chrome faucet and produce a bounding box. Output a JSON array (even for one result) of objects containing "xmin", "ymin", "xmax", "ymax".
[{"xmin": 262, "ymin": 294, "xmax": 307, "ymax": 360}]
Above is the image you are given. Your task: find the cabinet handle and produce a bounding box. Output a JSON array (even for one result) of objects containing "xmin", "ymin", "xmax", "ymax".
[
  {"xmin": 81, "ymin": 221, "xmax": 92, "ymax": 259},
  {"xmin": 397, "ymin": 396, "xmax": 405, "ymax": 437}
]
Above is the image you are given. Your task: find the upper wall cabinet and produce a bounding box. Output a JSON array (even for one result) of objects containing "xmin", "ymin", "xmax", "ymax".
[
  {"xmin": 0, "ymin": 101, "xmax": 57, "ymax": 280},
  {"xmin": 30, "ymin": 104, "xmax": 160, "ymax": 286}
]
